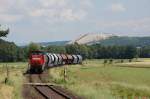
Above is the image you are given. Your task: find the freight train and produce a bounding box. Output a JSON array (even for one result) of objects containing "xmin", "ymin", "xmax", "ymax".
[{"xmin": 29, "ymin": 51, "xmax": 82, "ymax": 72}]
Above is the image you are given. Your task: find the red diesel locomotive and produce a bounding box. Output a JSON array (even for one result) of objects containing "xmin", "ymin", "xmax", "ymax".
[{"xmin": 29, "ymin": 51, "xmax": 82, "ymax": 72}]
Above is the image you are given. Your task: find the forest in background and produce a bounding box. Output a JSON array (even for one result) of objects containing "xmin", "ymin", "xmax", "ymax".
[{"xmin": 1, "ymin": 38, "xmax": 150, "ymax": 62}]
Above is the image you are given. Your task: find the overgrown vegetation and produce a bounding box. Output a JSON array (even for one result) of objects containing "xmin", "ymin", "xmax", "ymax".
[
  {"xmin": 48, "ymin": 59, "xmax": 150, "ymax": 99},
  {"xmin": 0, "ymin": 62, "xmax": 27, "ymax": 99}
]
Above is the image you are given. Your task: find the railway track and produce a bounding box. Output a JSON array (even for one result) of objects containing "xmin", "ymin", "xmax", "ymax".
[
  {"xmin": 24, "ymin": 71, "xmax": 81, "ymax": 99},
  {"xmin": 29, "ymin": 74, "xmax": 41, "ymax": 83},
  {"xmin": 34, "ymin": 85, "xmax": 72, "ymax": 99},
  {"xmin": 27, "ymin": 70, "xmax": 49, "ymax": 83}
]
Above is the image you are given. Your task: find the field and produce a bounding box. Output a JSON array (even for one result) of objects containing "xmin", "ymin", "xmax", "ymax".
[
  {"xmin": 48, "ymin": 59, "xmax": 150, "ymax": 99},
  {"xmin": 0, "ymin": 62, "xmax": 27, "ymax": 99},
  {"xmin": 0, "ymin": 59, "xmax": 150, "ymax": 99}
]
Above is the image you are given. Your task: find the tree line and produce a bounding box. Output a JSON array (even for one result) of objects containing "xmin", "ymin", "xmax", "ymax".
[
  {"xmin": 1, "ymin": 39, "xmax": 150, "ymax": 62},
  {"xmin": 21, "ymin": 43, "xmax": 148, "ymax": 60},
  {"xmin": 0, "ymin": 42, "xmax": 134, "ymax": 62},
  {"xmin": 45, "ymin": 43, "xmax": 137, "ymax": 59}
]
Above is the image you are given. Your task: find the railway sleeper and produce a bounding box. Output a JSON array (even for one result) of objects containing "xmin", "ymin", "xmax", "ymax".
[{"xmin": 34, "ymin": 85, "xmax": 72, "ymax": 99}]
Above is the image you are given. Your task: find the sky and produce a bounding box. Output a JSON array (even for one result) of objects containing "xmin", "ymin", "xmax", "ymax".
[{"xmin": 0, "ymin": 0, "xmax": 150, "ymax": 45}]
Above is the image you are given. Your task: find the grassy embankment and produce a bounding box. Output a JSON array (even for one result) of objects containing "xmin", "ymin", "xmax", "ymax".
[
  {"xmin": 48, "ymin": 58, "xmax": 150, "ymax": 99},
  {"xmin": 0, "ymin": 62, "xmax": 27, "ymax": 99}
]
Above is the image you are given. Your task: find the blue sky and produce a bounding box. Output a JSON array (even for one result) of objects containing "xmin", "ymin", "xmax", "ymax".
[{"xmin": 0, "ymin": 0, "xmax": 150, "ymax": 45}]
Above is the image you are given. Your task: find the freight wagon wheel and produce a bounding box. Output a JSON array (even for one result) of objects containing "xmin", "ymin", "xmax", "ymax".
[{"xmin": 30, "ymin": 68, "xmax": 34, "ymax": 73}]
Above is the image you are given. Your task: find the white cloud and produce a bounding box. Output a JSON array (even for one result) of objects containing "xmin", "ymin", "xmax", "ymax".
[
  {"xmin": 27, "ymin": 0, "xmax": 90, "ymax": 22},
  {"xmin": 0, "ymin": 0, "xmax": 91, "ymax": 23},
  {"xmin": 0, "ymin": 0, "xmax": 14, "ymax": 12},
  {"xmin": 29, "ymin": 9, "xmax": 45, "ymax": 17},
  {"xmin": 28, "ymin": 8, "xmax": 86, "ymax": 22},
  {"xmin": 97, "ymin": 17, "xmax": 150, "ymax": 32},
  {"xmin": 0, "ymin": 0, "xmax": 23, "ymax": 22},
  {"xmin": 110, "ymin": 3, "xmax": 126, "ymax": 13},
  {"xmin": 39, "ymin": 0, "xmax": 66, "ymax": 7},
  {"xmin": 60, "ymin": 9, "xmax": 86, "ymax": 21},
  {"xmin": 0, "ymin": 14, "xmax": 22, "ymax": 22},
  {"xmin": 80, "ymin": 0, "xmax": 93, "ymax": 8}
]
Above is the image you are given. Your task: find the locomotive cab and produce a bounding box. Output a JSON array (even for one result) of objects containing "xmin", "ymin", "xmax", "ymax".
[{"xmin": 29, "ymin": 51, "xmax": 46, "ymax": 72}]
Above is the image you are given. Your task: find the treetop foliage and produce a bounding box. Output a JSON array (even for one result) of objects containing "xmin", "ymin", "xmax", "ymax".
[
  {"xmin": 28, "ymin": 42, "xmax": 41, "ymax": 52},
  {"xmin": 0, "ymin": 25, "xmax": 9, "ymax": 37}
]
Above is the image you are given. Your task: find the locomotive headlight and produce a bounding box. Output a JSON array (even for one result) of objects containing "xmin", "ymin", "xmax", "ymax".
[{"xmin": 32, "ymin": 58, "xmax": 41, "ymax": 60}]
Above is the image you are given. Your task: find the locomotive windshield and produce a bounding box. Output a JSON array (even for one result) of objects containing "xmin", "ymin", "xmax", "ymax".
[{"xmin": 30, "ymin": 51, "xmax": 45, "ymax": 55}]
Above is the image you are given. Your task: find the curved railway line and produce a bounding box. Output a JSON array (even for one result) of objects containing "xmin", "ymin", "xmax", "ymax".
[
  {"xmin": 34, "ymin": 85, "xmax": 72, "ymax": 99},
  {"xmin": 23, "ymin": 71, "xmax": 82, "ymax": 99}
]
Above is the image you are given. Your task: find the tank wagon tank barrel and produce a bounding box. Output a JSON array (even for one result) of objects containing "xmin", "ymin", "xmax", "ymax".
[{"xmin": 28, "ymin": 51, "xmax": 83, "ymax": 73}]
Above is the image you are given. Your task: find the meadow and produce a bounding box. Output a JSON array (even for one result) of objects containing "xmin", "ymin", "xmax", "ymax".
[
  {"xmin": 0, "ymin": 59, "xmax": 150, "ymax": 99},
  {"xmin": 0, "ymin": 62, "xmax": 27, "ymax": 99},
  {"xmin": 48, "ymin": 59, "xmax": 150, "ymax": 99}
]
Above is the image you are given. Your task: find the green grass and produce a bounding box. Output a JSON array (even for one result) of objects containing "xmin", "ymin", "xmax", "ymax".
[
  {"xmin": 48, "ymin": 59, "xmax": 150, "ymax": 99},
  {"xmin": 0, "ymin": 62, "xmax": 27, "ymax": 99},
  {"xmin": 0, "ymin": 62, "xmax": 27, "ymax": 68}
]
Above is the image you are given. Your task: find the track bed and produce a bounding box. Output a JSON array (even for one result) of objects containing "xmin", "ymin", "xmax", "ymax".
[
  {"xmin": 23, "ymin": 71, "xmax": 83, "ymax": 99},
  {"xmin": 34, "ymin": 85, "xmax": 71, "ymax": 99}
]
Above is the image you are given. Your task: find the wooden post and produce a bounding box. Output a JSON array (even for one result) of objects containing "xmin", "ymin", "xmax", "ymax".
[
  {"xmin": 104, "ymin": 59, "xmax": 107, "ymax": 67},
  {"xmin": 27, "ymin": 63, "xmax": 30, "ymax": 73},
  {"xmin": 64, "ymin": 66, "xmax": 67, "ymax": 82},
  {"xmin": 5, "ymin": 64, "xmax": 9, "ymax": 84}
]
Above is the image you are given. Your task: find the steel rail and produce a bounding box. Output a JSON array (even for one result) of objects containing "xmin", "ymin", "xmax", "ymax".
[
  {"xmin": 48, "ymin": 85, "xmax": 72, "ymax": 99},
  {"xmin": 34, "ymin": 85, "xmax": 72, "ymax": 99}
]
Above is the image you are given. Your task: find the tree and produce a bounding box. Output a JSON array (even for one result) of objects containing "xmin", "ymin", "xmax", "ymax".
[
  {"xmin": 0, "ymin": 41, "xmax": 18, "ymax": 62},
  {"xmin": 124, "ymin": 46, "xmax": 137, "ymax": 59},
  {"xmin": 78, "ymin": 44, "xmax": 89, "ymax": 59},
  {"xmin": 140, "ymin": 46, "xmax": 150, "ymax": 58},
  {"xmin": 28, "ymin": 43, "xmax": 41, "ymax": 52},
  {"xmin": 65, "ymin": 43, "xmax": 89, "ymax": 59},
  {"xmin": 46, "ymin": 45, "xmax": 66, "ymax": 53},
  {"xmin": 0, "ymin": 25, "xmax": 9, "ymax": 37}
]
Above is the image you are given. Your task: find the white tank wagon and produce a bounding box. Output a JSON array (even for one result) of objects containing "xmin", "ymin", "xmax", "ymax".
[
  {"xmin": 72, "ymin": 55, "xmax": 78, "ymax": 64},
  {"xmin": 57, "ymin": 54, "xmax": 63, "ymax": 65},
  {"xmin": 77, "ymin": 55, "xmax": 83, "ymax": 64},
  {"xmin": 53, "ymin": 54, "xmax": 59, "ymax": 66},
  {"xmin": 45, "ymin": 53, "xmax": 83, "ymax": 66},
  {"xmin": 60, "ymin": 54, "xmax": 67, "ymax": 65},
  {"xmin": 46, "ymin": 53, "xmax": 54, "ymax": 67}
]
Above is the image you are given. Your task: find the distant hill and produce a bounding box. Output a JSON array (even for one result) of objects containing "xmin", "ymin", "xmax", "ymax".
[
  {"xmin": 38, "ymin": 41, "xmax": 69, "ymax": 46},
  {"xmin": 98, "ymin": 36, "xmax": 150, "ymax": 47},
  {"xmin": 68, "ymin": 33, "xmax": 115, "ymax": 44},
  {"xmin": 68, "ymin": 33, "xmax": 150, "ymax": 47},
  {"xmin": 19, "ymin": 33, "xmax": 150, "ymax": 47}
]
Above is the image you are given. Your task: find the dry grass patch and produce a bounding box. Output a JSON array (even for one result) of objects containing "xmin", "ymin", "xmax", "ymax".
[{"xmin": 0, "ymin": 84, "xmax": 14, "ymax": 99}]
